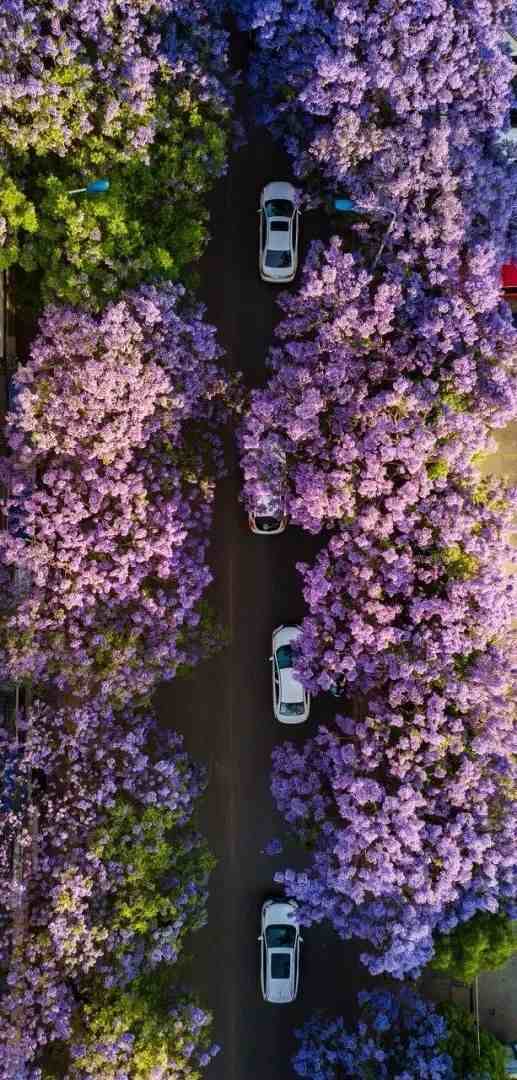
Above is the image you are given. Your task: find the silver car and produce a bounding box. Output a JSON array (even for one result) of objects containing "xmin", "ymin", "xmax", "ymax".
[
  {"xmin": 259, "ymin": 899, "xmax": 302, "ymax": 1004},
  {"xmin": 258, "ymin": 181, "xmax": 300, "ymax": 283},
  {"xmin": 270, "ymin": 625, "xmax": 311, "ymax": 723},
  {"xmin": 249, "ymin": 490, "xmax": 287, "ymax": 536}
]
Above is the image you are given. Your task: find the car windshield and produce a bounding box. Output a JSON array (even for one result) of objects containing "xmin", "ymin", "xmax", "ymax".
[
  {"xmin": 276, "ymin": 644, "xmax": 292, "ymax": 669},
  {"xmin": 255, "ymin": 516, "xmax": 282, "ymax": 532},
  {"xmin": 271, "ymin": 953, "xmax": 291, "ymax": 979},
  {"xmin": 265, "ymin": 199, "xmax": 293, "ymax": 218},
  {"xmin": 280, "ymin": 702, "xmax": 305, "ymax": 716},
  {"xmin": 266, "ymin": 925, "xmax": 296, "ymax": 948},
  {"xmin": 265, "ymin": 250, "xmax": 292, "ymax": 268}
]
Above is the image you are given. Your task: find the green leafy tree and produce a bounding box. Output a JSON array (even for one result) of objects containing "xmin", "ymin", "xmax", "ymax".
[
  {"xmin": 432, "ymin": 914, "xmax": 517, "ymax": 984},
  {"xmin": 13, "ymin": 90, "xmax": 227, "ymax": 309},
  {"xmin": 93, "ymin": 800, "xmax": 216, "ymax": 950},
  {"xmin": 438, "ymin": 1003, "xmax": 507, "ymax": 1080},
  {"xmin": 0, "ymin": 164, "xmax": 38, "ymax": 271}
]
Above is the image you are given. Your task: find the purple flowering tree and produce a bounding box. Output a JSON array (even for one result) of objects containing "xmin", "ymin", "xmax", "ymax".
[
  {"xmin": 294, "ymin": 474, "xmax": 517, "ymax": 695},
  {"xmin": 0, "ymin": 0, "xmax": 231, "ymax": 163},
  {"xmin": 292, "ymin": 989, "xmax": 454, "ymax": 1079},
  {"xmin": 0, "ymin": 284, "xmax": 236, "ymax": 705},
  {"xmin": 271, "ymin": 671, "xmax": 517, "ymax": 978},
  {"xmin": 237, "ymin": 0, "xmax": 517, "ymax": 271},
  {"xmin": 0, "ymin": 700, "xmax": 217, "ymax": 1077},
  {"xmin": 238, "ymin": 238, "xmax": 517, "ymax": 534}
]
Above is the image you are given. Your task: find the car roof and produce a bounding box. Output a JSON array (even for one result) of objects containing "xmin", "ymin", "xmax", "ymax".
[
  {"xmin": 253, "ymin": 493, "xmax": 283, "ymax": 515},
  {"xmin": 262, "ymin": 181, "xmax": 296, "ymax": 202},
  {"xmin": 267, "ymin": 221, "xmax": 291, "ymax": 249},
  {"xmin": 279, "ymin": 668, "xmax": 304, "ymax": 704},
  {"xmin": 266, "ymin": 950, "xmax": 296, "ymax": 1002},
  {"xmin": 267, "ymin": 225, "xmax": 291, "ymax": 252}
]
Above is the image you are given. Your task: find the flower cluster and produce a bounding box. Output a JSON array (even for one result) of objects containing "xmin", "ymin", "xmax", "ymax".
[
  {"xmin": 272, "ymin": 672, "xmax": 516, "ymax": 976},
  {"xmin": 295, "ymin": 476, "xmax": 517, "ymax": 696},
  {"xmin": 239, "ymin": 238, "xmax": 517, "ymax": 534}
]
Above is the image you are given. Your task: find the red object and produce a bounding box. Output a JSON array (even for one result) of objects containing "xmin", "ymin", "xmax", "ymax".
[{"xmin": 501, "ymin": 263, "xmax": 517, "ymax": 291}]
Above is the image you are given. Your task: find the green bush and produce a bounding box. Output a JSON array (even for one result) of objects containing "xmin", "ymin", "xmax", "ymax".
[
  {"xmin": 42, "ymin": 972, "xmax": 216, "ymax": 1079},
  {"xmin": 0, "ymin": 164, "xmax": 38, "ymax": 271}
]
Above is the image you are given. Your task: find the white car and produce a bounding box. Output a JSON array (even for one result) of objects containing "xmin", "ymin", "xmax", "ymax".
[
  {"xmin": 270, "ymin": 625, "xmax": 310, "ymax": 723},
  {"xmin": 498, "ymin": 34, "xmax": 517, "ymax": 156},
  {"xmin": 259, "ymin": 899, "xmax": 302, "ymax": 1004},
  {"xmin": 258, "ymin": 182, "xmax": 300, "ymax": 283},
  {"xmin": 249, "ymin": 493, "xmax": 287, "ymax": 535},
  {"xmin": 505, "ymin": 1043, "xmax": 517, "ymax": 1078},
  {"xmin": 247, "ymin": 445, "xmax": 288, "ymax": 536}
]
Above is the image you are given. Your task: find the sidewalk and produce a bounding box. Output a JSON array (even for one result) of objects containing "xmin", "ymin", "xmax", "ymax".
[
  {"xmin": 478, "ymin": 419, "xmax": 517, "ymax": 503},
  {"xmin": 478, "ymin": 954, "xmax": 517, "ymax": 1043},
  {"xmin": 420, "ymin": 954, "xmax": 517, "ymax": 1043}
]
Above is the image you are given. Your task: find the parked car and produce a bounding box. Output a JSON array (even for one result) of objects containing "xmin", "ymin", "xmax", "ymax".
[
  {"xmin": 501, "ymin": 262, "xmax": 517, "ymax": 325},
  {"xmin": 505, "ymin": 1043, "xmax": 517, "ymax": 1078},
  {"xmin": 248, "ymin": 449, "xmax": 288, "ymax": 535},
  {"xmin": 249, "ymin": 493, "xmax": 287, "ymax": 535},
  {"xmin": 258, "ymin": 182, "xmax": 300, "ymax": 283},
  {"xmin": 259, "ymin": 898, "xmax": 302, "ymax": 1004},
  {"xmin": 5, "ymin": 374, "xmax": 35, "ymax": 596},
  {"xmin": 270, "ymin": 625, "xmax": 310, "ymax": 723},
  {"xmin": 497, "ymin": 34, "xmax": 517, "ymax": 155}
]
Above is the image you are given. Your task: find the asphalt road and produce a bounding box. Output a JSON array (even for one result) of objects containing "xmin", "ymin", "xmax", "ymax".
[{"xmin": 155, "ymin": 30, "xmax": 373, "ymax": 1080}]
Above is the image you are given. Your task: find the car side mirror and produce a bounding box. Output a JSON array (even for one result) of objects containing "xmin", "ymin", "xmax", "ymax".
[
  {"xmin": 258, "ymin": 935, "xmax": 263, "ymax": 941},
  {"xmin": 268, "ymin": 656, "xmax": 273, "ymax": 662},
  {"xmin": 300, "ymin": 936, "xmax": 304, "ymax": 943}
]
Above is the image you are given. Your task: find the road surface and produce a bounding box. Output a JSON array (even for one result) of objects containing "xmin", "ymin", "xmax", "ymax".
[{"xmin": 155, "ymin": 29, "xmax": 372, "ymax": 1080}]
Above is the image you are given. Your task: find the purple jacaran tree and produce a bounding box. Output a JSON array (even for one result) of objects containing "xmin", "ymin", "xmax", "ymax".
[
  {"xmin": 0, "ymin": 701, "xmax": 218, "ymax": 1077},
  {"xmin": 271, "ymin": 661, "xmax": 517, "ymax": 978},
  {"xmin": 238, "ymin": 238, "xmax": 517, "ymax": 534},
  {"xmin": 0, "ymin": 0, "xmax": 232, "ymax": 164},
  {"xmin": 0, "ymin": 284, "xmax": 236, "ymax": 705},
  {"xmin": 236, "ymin": 0, "xmax": 517, "ymax": 272},
  {"xmin": 294, "ymin": 473, "xmax": 517, "ymax": 695},
  {"xmin": 292, "ymin": 990, "xmax": 454, "ymax": 1079},
  {"xmin": 265, "ymin": 415, "xmax": 517, "ymax": 977}
]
